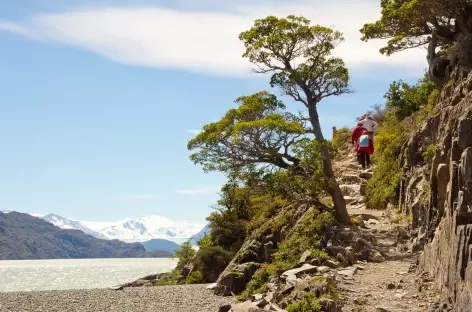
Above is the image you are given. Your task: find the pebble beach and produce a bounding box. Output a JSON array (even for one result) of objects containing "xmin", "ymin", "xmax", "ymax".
[{"xmin": 0, "ymin": 284, "xmax": 233, "ymax": 312}]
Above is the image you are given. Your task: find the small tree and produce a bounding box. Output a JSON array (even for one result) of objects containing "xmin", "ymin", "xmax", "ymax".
[
  {"xmin": 239, "ymin": 15, "xmax": 352, "ymax": 224},
  {"xmin": 174, "ymin": 242, "xmax": 195, "ymax": 270}
]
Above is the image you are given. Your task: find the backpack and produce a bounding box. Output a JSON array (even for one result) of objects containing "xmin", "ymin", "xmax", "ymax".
[{"xmin": 359, "ymin": 134, "xmax": 370, "ymax": 148}]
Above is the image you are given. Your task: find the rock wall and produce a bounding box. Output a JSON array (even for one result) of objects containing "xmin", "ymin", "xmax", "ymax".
[{"xmin": 398, "ymin": 74, "xmax": 472, "ymax": 311}]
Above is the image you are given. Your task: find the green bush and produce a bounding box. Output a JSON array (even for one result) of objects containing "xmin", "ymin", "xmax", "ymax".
[
  {"xmin": 332, "ymin": 127, "xmax": 351, "ymax": 153},
  {"xmin": 273, "ymin": 210, "xmax": 334, "ymax": 269},
  {"xmin": 186, "ymin": 271, "xmax": 203, "ymax": 284},
  {"xmin": 192, "ymin": 246, "xmax": 234, "ymax": 282},
  {"xmin": 365, "ymin": 111, "xmax": 406, "ymax": 209},
  {"xmin": 423, "ymin": 144, "xmax": 436, "ymax": 163},
  {"xmin": 239, "ymin": 264, "xmax": 271, "ymax": 300},
  {"xmin": 286, "ymin": 293, "xmax": 322, "ymax": 312},
  {"xmin": 174, "ymin": 242, "xmax": 196, "ymax": 270},
  {"xmin": 197, "ymin": 234, "xmax": 212, "ymax": 248}
]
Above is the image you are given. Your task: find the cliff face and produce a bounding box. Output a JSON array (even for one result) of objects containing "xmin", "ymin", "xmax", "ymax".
[
  {"xmin": 398, "ymin": 74, "xmax": 472, "ymax": 310},
  {"xmin": 0, "ymin": 211, "xmax": 159, "ymax": 259}
]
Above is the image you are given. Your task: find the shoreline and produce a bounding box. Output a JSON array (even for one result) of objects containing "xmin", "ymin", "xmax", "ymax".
[{"xmin": 0, "ymin": 284, "xmax": 233, "ymax": 312}]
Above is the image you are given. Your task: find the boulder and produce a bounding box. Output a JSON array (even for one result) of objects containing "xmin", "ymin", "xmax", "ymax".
[
  {"xmin": 359, "ymin": 171, "xmax": 373, "ymax": 180},
  {"xmin": 369, "ymin": 250, "xmax": 386, "ymax": 263},
  {"xmin": 214, "ymin": 262, "xmax": 262, "ymax": 296},
  {"xmin": 319, "ymin": 298, "xmax": 339, "ymax": 312},
  {"xmin": 360, "ymin": 182, "xmax": 367, "ymax": 196},
  {"xmin": 281, "ymin": 264, "xmax": 318, "ymax": 277},
  {"xmin": 298, "ymin": 250, "xmax": 312, "ymax": 264},
  {"xmin": 337, "ymin": 266, "xmax": 358, "ymax": 277},
  {"xmin": 324, "ymin": 259, "xmax": 341, "ymax": 269},
  {"xmin": 219, "ymin": 303, "xmax": 232, "ymax": 312}
]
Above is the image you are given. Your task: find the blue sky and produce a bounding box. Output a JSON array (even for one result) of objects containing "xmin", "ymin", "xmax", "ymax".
[{"xmin": 0, "ymin": 0, "xmax": 427, "ymax": 223}]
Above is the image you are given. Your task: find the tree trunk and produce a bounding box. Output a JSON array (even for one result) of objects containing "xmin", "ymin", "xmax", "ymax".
[{"xmin": 308, "ymin": 105, "xmax": 351, "ymax": 225}]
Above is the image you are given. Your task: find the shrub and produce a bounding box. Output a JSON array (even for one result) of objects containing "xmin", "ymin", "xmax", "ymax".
[
  {"xmin": 332, "ymin": 127, "xmax": 351, "ymax": 153},
  {"xmin": 365, "ymin": 111, "xmax": 406, "ymax": 209},
  {"xmin": 192, "ymin": 246, "xmax": 234, "ymax": 282},
  {"xmin": 239, "ymin": 264, "xmax": 271, "ymax": 300},
  {"xmin": 423, "ymin": 144, "xmax": 436, "ymax": 163},
  {"xmin": 286, "ymin": 293, "xmax": 322, "ymax": 312},
  {"xmin": 186, "ymin": 271, "xmax": 203, "ymax": 284},
  {"xmin": 197, "ymin": 234, "xmax": 212, "ymax": 248},
  {"xmin": 155, "ymin": 269, "xmax": 180, "ymax": 286},
  {"xmin": 273, "ymin": 210, "xmax": 334, "ymax": 268},
  {"xmin": 174, "ymin": 242, "xmax": 195, "ymax": 270}
]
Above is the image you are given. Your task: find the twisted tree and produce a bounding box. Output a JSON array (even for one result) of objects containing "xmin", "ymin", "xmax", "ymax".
[
  {"xmin": 360, "ymin": 0, "xmax": 472, "ymax": 85},
  {"xmin": 239, "ymin": 15, "xmax": 352, "ymax": 224}
]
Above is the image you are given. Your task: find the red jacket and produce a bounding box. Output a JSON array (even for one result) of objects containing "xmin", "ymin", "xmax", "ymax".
[
  {"xmin": 351, "ymin": 123, "xmax": 365, "ymax": 145},
  {"xmin": 356, "ymin": 135, "xmax": 374, "ymax": 154}
]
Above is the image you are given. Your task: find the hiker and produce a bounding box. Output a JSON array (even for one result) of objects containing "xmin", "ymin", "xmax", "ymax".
[
  {"xmin": 360, "ymin": 114, "xmax": 378, "ymax": 137},
  {"xmin": 356, "ymin": 129, "xmax": 374, "ymax": 170},
  {"xmin": 332, "ymin": 126, "xmax": 337, "ymax": 138},
  {"xmin": 351, "ymin": 122, "xmax": 366, "ymax": 165},
  {"xmin": 351, "ymin": 122, "xmax": 365, "ymax": 146}
]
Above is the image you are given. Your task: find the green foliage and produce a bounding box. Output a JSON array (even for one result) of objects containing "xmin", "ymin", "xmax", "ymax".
[
  {"xmin": 423, "ymin": 144, "xmax": 436, "ymax": 163},
  {"xmin": 360, "ymin": 0, "xmax": 466, "ymax": 56},
  {"xmin": 273, "ymin": 209, "xmax": 334, "ymax": 268},
  {"xmin": 192, "ymin": 246, "xmax": 234, "ymax": 283},
  {"xmin": 186, "ymin": 271, "xmax": 203, "ymax": 284},
  {"xmin": 188, "ymin": 91, "xmax": 305, "ymax": 173},
  {"xmin": 332, "ymin": 127, "xmax": 351, "ymax": 153},
  {"xmin": 197, "ymin": 234, "xmax": 212, "ymax": 249},
  {"xmin": 384, "ymin": 75, "xmax": 437, "ymax": 120},
  {"xmin": 155, "ymin": 269, "xmax": 180, "ymax": 286},
  {"xmin": 286, "ymin": 293, "xmax": 322, "ymax": 312},
  {"xmin": 365, "ymin": 111, "xmax": 405, "ymax": 209},
  {"xmin": 174, "ymin": 242, "xmax": 195, "ymax": 270},
  {"xmin": 239, "ymin": 15, "xmax": 351, "ymax": 106},
  {"xmin": 239, "ymin": 264, "xmax": 271, "ymax": 300}
]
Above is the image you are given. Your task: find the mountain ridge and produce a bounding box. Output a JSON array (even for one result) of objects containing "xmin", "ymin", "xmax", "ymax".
[{"xmin": 0, "ymin": 211, "xmax": 172, "ymax": 260}]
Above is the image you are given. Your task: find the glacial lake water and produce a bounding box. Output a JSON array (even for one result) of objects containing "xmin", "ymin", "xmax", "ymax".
[{"xmin": 0, "ymin": 258, "xmax": 178, "ymax": 292}]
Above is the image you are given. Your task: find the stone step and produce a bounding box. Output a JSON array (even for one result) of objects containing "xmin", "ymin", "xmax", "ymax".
[{"xmin": 340, "ymin": 184, "xmax": 361, "ymax": 197}]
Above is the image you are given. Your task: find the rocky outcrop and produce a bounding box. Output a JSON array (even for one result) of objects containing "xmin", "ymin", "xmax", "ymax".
[{"xmin": 398, "ymin": 73, "xmax": 472, "ymax": 311}]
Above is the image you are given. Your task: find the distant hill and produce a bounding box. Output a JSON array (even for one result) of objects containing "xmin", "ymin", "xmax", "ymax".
[
  {"xmin": 140, "ymin": 239, "xmax": 180, "ymax": 255},
  {"xmin": 0, "ymin": 211, "xmax": 170, "ymax": 260}
]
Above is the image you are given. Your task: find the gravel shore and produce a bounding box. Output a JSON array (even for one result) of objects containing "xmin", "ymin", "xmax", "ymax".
[{"xmin": 0, "ymin": 285, "xmax": 234, "ymax": 312}]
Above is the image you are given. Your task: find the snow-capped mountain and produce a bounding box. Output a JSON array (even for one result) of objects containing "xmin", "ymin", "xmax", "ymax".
[
  {"xmin": 189, "ymin": 224, "xmax": 210, "ymax": 245},
  {"xmin": 83, "ymin": 215, "xmax": 205, "ymax": 243},
  {"xmin": 6, "ymin": 210, "xmax": 206, "ymax": 244},
  {"xmin": 42, "ymin": 214, "xmax": 108, "ymax": 240}
]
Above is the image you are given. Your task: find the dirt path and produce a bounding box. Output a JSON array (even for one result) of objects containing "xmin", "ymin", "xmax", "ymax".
[{"xmin": 334, "ymin": 153, "xmax": 443, "ymax": 312}]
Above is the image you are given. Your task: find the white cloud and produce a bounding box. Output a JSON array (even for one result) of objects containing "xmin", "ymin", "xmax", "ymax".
[
  {"xmin": 0, "ymin": 0, "xmax": 427, "ymax": 76},
  {"xmin": 176, "ymin": 186, "xmax": 220, "ymax": 195},
  {"xmin": 114, "ymin": 194, "xmax": 157, "ymax": 201}
]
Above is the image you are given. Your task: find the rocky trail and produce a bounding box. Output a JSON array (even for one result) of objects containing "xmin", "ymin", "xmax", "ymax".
[{"xmin": 333, "ymin": 153, "xmax": 443, "ymax": 312}]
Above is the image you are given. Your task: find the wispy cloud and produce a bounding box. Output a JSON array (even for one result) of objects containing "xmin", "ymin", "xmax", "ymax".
[
  {"xmin": 0, "ymin": 0, "xmax": 427, "ymax": 76},
  {"xmin": 176, "ymin": 186, "xmax": 220, "ymax": 195},
  {"xmin": 114, "ymin": 194, "xmax": 158, "ymax": 201}
]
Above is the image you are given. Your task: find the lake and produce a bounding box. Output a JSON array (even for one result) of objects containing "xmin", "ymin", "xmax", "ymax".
[{"xmin": 0, "ymin": 258, "xmax": 178, "ymax": 292}]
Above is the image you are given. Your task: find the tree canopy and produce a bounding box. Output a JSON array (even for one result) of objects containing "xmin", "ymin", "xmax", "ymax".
[
  {"xmin": 187, "ymin": 91, "xmax": 305, "ymax": 173},
  {"xmin": 384, "ymin": 74, "xmax": 437, "ymax": 120},
  {"xmin": 239, "ymin": 15, "xmax": 351, "ymax": 108},
  {"xmin": 360, "ymin": 0, "xmax": 472, "ymax": 64}
]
